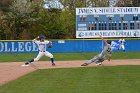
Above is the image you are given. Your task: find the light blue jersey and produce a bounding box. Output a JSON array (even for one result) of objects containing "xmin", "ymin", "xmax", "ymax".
[
  {"xmin": 86, "ymin": 41, "xmax": 112, "ymax": 64},
  {"xmin": 99, "ymin": 43, "xmax": 112, "ymax": 60}
]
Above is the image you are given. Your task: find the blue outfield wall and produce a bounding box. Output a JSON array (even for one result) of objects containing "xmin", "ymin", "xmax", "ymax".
[{"xmin": 0, "ymin": 39, "xmax": 140, "ymax": 53}]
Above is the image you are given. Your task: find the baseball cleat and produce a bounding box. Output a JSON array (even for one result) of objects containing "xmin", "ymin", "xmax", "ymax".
[
  {"xmin": 52, "ymin": 63, "xmax": 55, "ymax": 66},
  {"xmin": 81, "ymin": 63, "xmax": 88, "ymax": 66},
  {"xmin": 21, "ymin": 62, "xmax": 30, "ymax": 67},
  {"xmin": 25, "ymin": 62, "xmax": 30, "ymax": 65}
]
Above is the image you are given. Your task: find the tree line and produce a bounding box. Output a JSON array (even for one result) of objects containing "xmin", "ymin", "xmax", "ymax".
[{"xmin": 0, "ymin": 0, "xmax": 139, "ymax": 40}]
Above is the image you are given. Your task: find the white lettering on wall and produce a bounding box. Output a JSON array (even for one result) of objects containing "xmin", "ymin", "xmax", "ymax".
[
  {"xmin": 5, "ymin": 42, "xmax": 10, "ymax": 52},
  {"xmin": 0, "ymin": 41, "xmax": 41, "ymax": 53},
  {"xmin": 0, "ymin": 42, "xmax": 4, "ymax": 52},
  {"xmin": 18, "ymin": 42, "xmax": 24, "ymax": 52},
  {"xmin": 25, "ymin": 42, "xmax": 32, "ymax": 52},
  {"xmin": 11, "ymin": 42, "xmax": 17, "ymax": 52},
  {"xmin": 32, "ymin": 42, "xmax": 38, "ymax": 51}
]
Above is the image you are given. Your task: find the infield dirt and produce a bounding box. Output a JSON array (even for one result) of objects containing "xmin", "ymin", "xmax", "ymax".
[{"xmin": 0, "ymin": 59, "xmax": 140, "ymax": 86}]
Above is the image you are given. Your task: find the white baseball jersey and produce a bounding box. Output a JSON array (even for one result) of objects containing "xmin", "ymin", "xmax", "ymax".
[
  {"xmin": 33, "ymin": 39, "xmax": 50, "ymax": 52},
  {"xmin": 119, "ymin": 39, "xmax": 125, "ymax": 45}
]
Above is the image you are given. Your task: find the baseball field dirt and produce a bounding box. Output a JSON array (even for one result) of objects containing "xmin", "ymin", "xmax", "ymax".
[{"xmin": 0, "ymin": 59, "xmax": 140, "ymax": 86}]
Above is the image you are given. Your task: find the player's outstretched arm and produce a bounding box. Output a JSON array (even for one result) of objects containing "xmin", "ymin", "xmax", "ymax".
[
  {"xmin": 99, "ymin": 35, "xmax": 108, "ymax": 45},
  {"xmin": 35, "ymin": 36, "xmax": 39, "ymax": 40},
  {"xmin": 32, "ymin": 36, "xmax": 40, "ymax": 44}
]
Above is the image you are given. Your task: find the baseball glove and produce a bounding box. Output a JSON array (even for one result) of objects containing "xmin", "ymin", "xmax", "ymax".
[
  {"xmin": 48, "ymin": 42, "xmax": 52, "ymax": 48},
  {"xmin": 35, "ymin": 36, "xmax": 40, "ymax": 41},
  {"xmin": 48, "ymin": 44, "xmax": 52, "ymax": 48}
]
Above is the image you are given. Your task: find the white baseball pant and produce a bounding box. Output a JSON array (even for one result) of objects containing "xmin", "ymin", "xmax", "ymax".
[
  {"xmin": 34, "ymin": 51, "xmax": 53, "ymax": 61},
  {"xmin": 119, "ymin": 44, "xmax": 125, "ymax": 50}
]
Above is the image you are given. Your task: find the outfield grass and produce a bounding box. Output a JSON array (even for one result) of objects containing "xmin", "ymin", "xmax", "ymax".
[
  {"xmin": 0, "ymin": 52, "xmax": 140, "ymax": 62},
  {"xmin": 0, "ymin": 66, "xmax": 140, "ymax": 93}
]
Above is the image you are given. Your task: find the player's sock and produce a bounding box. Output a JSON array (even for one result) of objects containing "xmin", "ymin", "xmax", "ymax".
[
  {"xmin": 28, "ymin": 59, "xmax": 34, "ymax": 63},
  {"xmin": 50, "ymin": 58, "xmax": 54, "ymax": 64}
]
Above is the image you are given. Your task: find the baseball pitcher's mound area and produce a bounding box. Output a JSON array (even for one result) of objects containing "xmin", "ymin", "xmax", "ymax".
[{"xmin": 0, "ymin": 59, "xmax": 140, "ymax": 86}]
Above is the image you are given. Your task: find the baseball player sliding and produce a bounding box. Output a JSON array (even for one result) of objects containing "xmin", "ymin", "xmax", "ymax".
[
  {"xmin": 118, "ymin": 37, "xmax": 126, "ymax": 52},
  {"xmin": 81, "ymin": 35, "xmax": 112, "ymax": 66},
  {"xmin": 22, "ymin": 35, "xmax": 55, "ymax": 66}
]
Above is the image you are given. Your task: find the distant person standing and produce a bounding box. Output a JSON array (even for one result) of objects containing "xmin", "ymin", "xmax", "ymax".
[{"xmin": 118, "ymin": 38, "xmax": 126, "ymax": 52}]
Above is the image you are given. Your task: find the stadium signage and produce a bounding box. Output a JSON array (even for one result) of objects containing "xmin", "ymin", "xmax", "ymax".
[
  {"xmin": 76, "ymin": 7, "xmax": 140, "ymax": 15},
  {"xmin": 76, "ymin": 7, "xmax": 140, "ymax": 38},
  {"xmin": 76, "ymin": 30, "xmax": 140, "ymax": 38},
  {"xmin": 0, "ymin": 42, "xmax": 38, "ymax": 53}
]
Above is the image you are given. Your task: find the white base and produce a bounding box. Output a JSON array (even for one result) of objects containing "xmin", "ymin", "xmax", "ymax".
[{"xmin": 21, "ymin": 64, "xmax": 30, "ymax": 67}]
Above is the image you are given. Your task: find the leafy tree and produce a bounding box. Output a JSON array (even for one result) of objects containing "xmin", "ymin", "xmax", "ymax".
[
  {"xmin": 116, "ymin": 0, "xmax": 133, "ymax": 7},
  {"xmin": 37, "ymin": 7, "xmax": 76, "ymax": 39},
  {"xmin": 132, "ymin": 0, "xmax": 140, "ymax": 6},
  {"xmin": 59, "ymin": 10, "xmax": 75, "ymax": 38},
  {"xmin": 1, "ymin": 0, "xmax": 140, "ymax": 40},
  {"xmin": 0, "ymin": 0, "xmax": 41, "ymax": 39},
  {"xmin": 0, "ymin": 0, "xmax": 11, "ymax": 11}
]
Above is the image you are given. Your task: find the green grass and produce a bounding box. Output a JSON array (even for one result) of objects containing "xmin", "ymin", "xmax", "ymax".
[
  {"xmin": 0, "ymin": 52, "xmax": 140, "ymax": 62},
  {"xmin": 1, "ymin": 66, "xmax": 140, "ymax": 93}
]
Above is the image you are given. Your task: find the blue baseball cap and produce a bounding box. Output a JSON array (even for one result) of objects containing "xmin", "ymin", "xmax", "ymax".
[{"xmin": 39, "ymin": 35, "xmax": 46, "ymax": 39}]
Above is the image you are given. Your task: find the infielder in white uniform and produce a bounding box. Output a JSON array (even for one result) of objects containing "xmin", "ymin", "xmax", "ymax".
[
  {"xmin": 23, "ymin": 35, "xmax": 55, "ymax": 66},
  {"xmin": 81, "ymin": 35, "xmax": 112, "ymax": 66},
  {"xmin": 118, "ymin": 38, "xmax": 126, "ymax": 52}
]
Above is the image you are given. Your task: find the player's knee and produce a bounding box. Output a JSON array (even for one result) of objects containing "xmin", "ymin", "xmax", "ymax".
[
  {"xmin": 34, "ymin": 58, "xmax": 39, "ymax": 61},
  {"xmin": 48, "ymin": 54, "xmax": 53, "ymax": 58},
  {"xmin": 46, "ymin": 53, "xmax": 53, "ymax": 58},
  {"xmin": 50, "ymin": 55, "xmax": 53, "ymax": 58}
]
